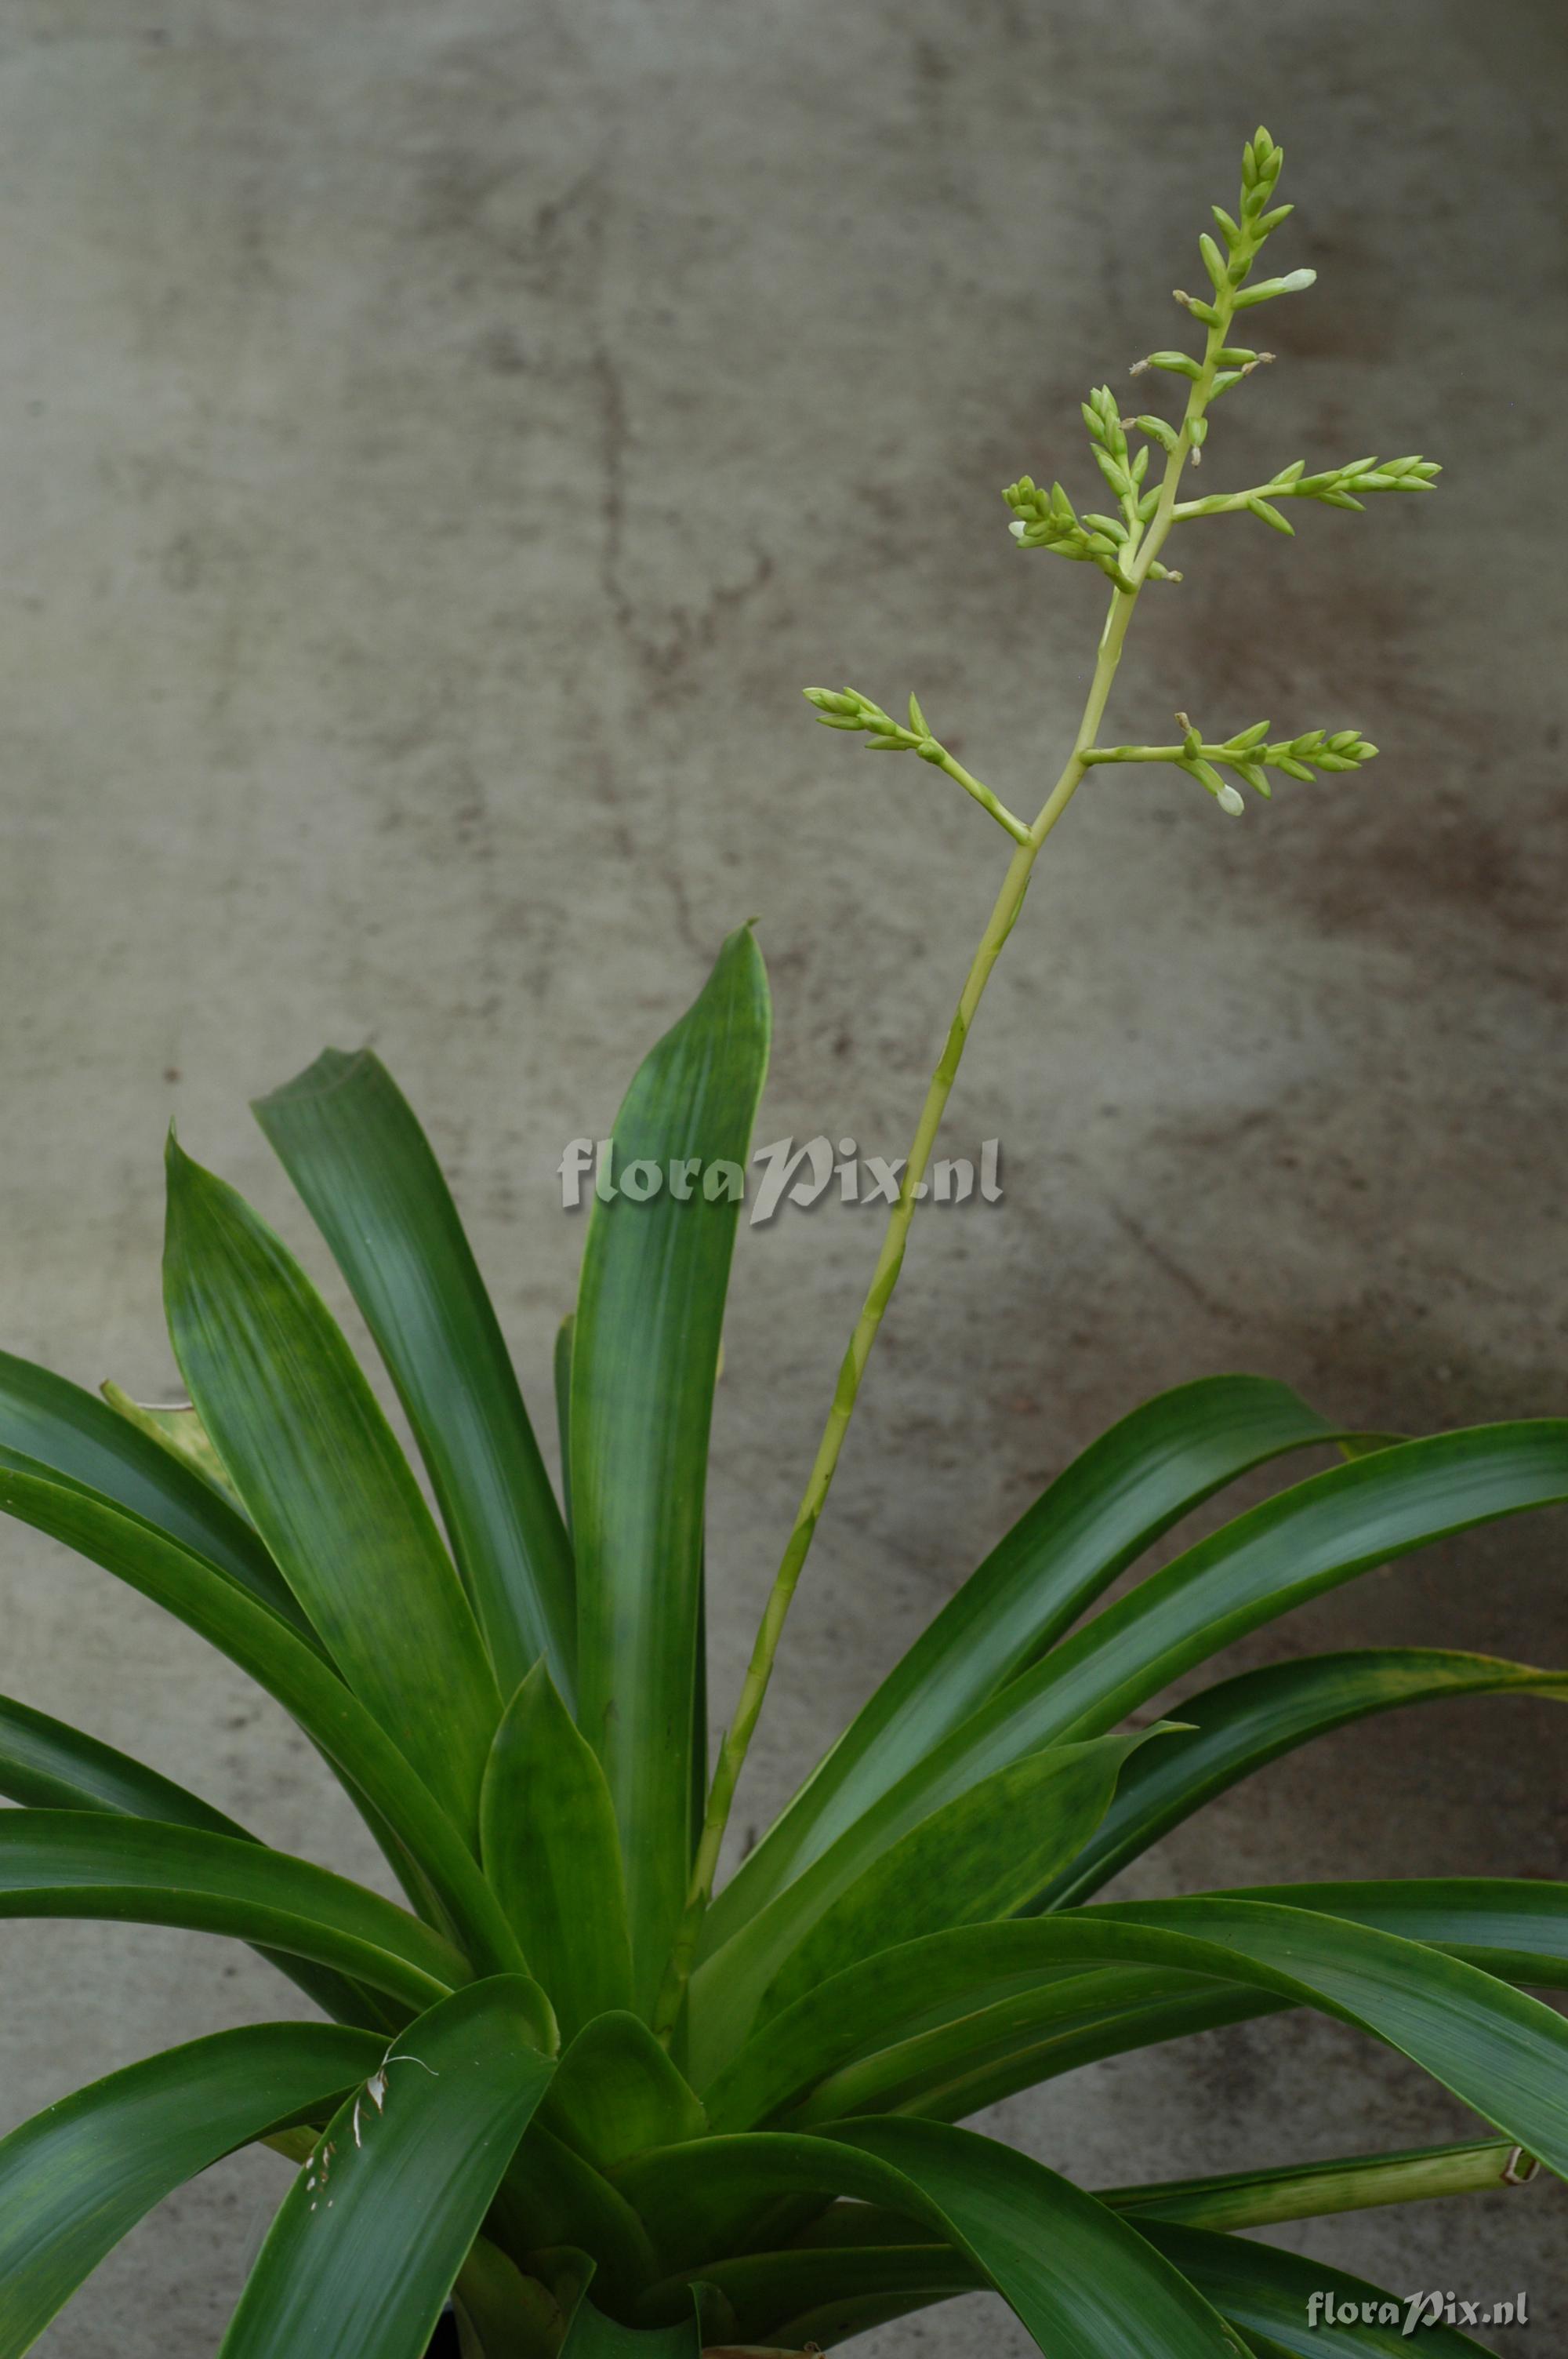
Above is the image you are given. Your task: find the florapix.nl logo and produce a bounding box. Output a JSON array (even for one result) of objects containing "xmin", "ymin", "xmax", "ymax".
[{"xmin": 557, "ymin": 1135, "xmax": 1003, "ymax": 1225}]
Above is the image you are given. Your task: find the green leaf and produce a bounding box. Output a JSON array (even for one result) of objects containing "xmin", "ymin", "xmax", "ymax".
[
  {"xmin": 0, "ymin": 1690, "xmax": 252, "ymax": 1831},
  {"xmin": 692, "ymin": 1730, "xmax": 1170, "ymax": 2074},
  {"xmin": 0, "ymin": 1689, "xmax": 392, "ymax": 2030},
  {"xmin": 707, "ymin": 1375, "xmax": 1341, "ymax": 1952},
  {"xmin": 704, "ymin": 1899, "xmax": 1568, "ymax": 2152},
  {"xmin": 0, "ymin": 2019, "xmax": 381, "ymax": 2358},
  {"xmin": 453, "ymin": 2238, "xmax": 570, "ymax": 2359},
  {"xmin": 0, "ymin": 1809, "xmax": 467, "ymax": 2010},
  {"xmin": 489, "ymin": 2124, "xmax": 659, "ymax": 2317},
  {"xmin": 1210, "ymin": 1877, "xmax": 1568, "ymax": 1986},
  {"xmin": 163, "ymin": 1136, "xmax": 503, "ymax": 1840},
  {"xmin": 560, "ymin": 2290, "xmax": 706, "ymax": 2357},
  {"xmin": 0, "ymin": 1347, "xmax": 310, "ymax": 1637},
  {"xmin": 572, "ymin": 926, "xmax": 771, "ymax": 2008},
  {"xmin": 542, "ymin": 2011, "xmax": 707, "ymax": 2173},
  {"xmin": 481, "ymin": 1664, "xmax": 633, "ymax": 2038},
  {"xmin": 219, "ymin": 1979, "xmax": 555, "ymax": 2359},
  {"xmin": 618, "ymin": 2121, "xmax": 1247, "ymax": 2357},
  {"xmin": 639, "ymin": 2234, "xmax": 978, "ymax": 2350},
  {"xmin": 100, "ymin": 1379, "xmax": 248, "ymax": 1510},
  {"xmin": 254, "ymin": 1049, "xmax": 575, "ymax": 1702},
  {"xmin": 1104, "ymin": 2136, "xmax": 1538, "ymax": 2232},
  {"xmin": 0, "ymin": 1455, "xmax": 525, "ymax": 1976},
  {"xmin": 1135, "ymin": 2225, "xmax": 1496, "ymax": 2355},
  {"xmin": 813, "ymin": 1423, "xmax": 1568, "ymax": 1864},
  {"xmin": 1036, "ymin": 1647, "xmax": 1568, "ymax": 1909},
  {"xmin": 554, "ymin": 1314, "xmax": 575, "ymax": 1536}
]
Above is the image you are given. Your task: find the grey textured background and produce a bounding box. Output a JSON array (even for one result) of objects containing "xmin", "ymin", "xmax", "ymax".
[{"xmin": 1, "ymin": 1, "xmax": 1565, "ymax": 2350}]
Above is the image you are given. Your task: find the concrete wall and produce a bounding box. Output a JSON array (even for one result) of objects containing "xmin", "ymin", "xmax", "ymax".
[{"xmin": 1, "ymin": 2, "xmax": 1564, "ymax": 2349}]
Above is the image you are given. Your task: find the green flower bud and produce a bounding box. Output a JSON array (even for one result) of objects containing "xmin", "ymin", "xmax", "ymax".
[
  {"xmin": 1232, "ymin": 267, "xmax": 1316, "ymax": 307},
  {"xmin": 1200, "ymin": 232, "xmax": 1229, "ymax": 292},
  {"xmin": 1246, "ymin": 496, "xmax": 1294, "ymax": 536}
]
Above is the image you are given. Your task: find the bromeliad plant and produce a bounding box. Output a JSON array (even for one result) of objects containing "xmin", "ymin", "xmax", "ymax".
[{"xmin": 1, "ymin": 126, "xmax": 1565, "ymax": 2359}]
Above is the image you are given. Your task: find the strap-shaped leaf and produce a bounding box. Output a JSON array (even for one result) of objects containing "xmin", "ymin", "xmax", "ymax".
[
  {"xmin": 0, "ymin": 2019, "xmax": 381, "ymax": 2358},
  {"xmin": 0, "ymin": 1810, "xmax": 466, "ymax": 2009},
  {"xmin": 220, "ymin": 1979, "xmax": 554, "ymax": 2359},
  {"xmin": 1104, "ymin": 2136, "xmax": 1539, "ymax": 2232},
  {"xmin": 255, "ymin": 1050, "xmax": 575, "ymax": 1702},
  {"xmin": 572, "ymin": 926, "xmax": 770, "ymax": 2008},
  {"xmin": 0, "ymin": 1690, "xmax": 252, "ymax": 1831},
  {"xmin": 163, "ymin": 1139, "xmax": 502, "ymax": 1841},
  {"xmin": 692, "ymin": 1729, "xmax": 1169, "ymax": 2073},
  {"xmin": 1208, "ymin": 1876, "xmax": 1568, "ymax": 1984},
  {"xmin": 0, "ymin": 1690, "xmax": 391, "ymax": 2030},
  {"xmin": 1135, "ymin": 2224, "xmax": 1496, "ymax": 2356},
  {"xmin": 0, "ymin": 1456, "xmax": 524, "ymax": 1975},
  {"xmin": 704, "ymin": 1899, "xmax": 1568, "ymax": 2156},
  {"xmin": 707, "ymin": 1374, "xmax": 1341, "ymax": 1952},
  {"xmin": 481, "ymin": 1663, "xmax": 633, "ymax": 2039},
  {"xmin": 841, "ymin": 1881, "xmax": 1568, "ymax": 2124},
  {"xmin": 769, "ymin": 1423, "xmax": 1568, "ymax": 1906},
  {"xmin": 1038, "ymin": 1647, "xmax": 1568, "ymax": 1909},
  {"xmin": 617, "ymin": 2121, "xmax": 1246, "ymax": 2357},
  {"xmin": 554, "ymin": 1314, "xmax": 575, "ymax": 1535},
  {"xmin": 0, "ymin": 1348, "xmax": 308, "ymax": 1635}
]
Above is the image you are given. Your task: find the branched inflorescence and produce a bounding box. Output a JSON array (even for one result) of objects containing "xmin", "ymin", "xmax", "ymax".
[
  {"xmin": 804, "ymin": 125, "xmax": 1440, "ymax": 831},
  {"xmin": 674, "ymin": 128, "xmax": 1448, "ymax": 2047}
]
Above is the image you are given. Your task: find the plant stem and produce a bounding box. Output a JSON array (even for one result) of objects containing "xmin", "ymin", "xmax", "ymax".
[{"xmin": 652, "ymin": 297, "xmax": 1230, "ymax": 2047}]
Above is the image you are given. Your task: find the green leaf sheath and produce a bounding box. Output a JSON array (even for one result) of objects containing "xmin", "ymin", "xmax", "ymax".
[
  {"xmin": 0, "ymin": 2020, "xmax": 382, "ymax": 2359},
  {"xmin": 162, "ymin": 1138, "xmax": 503, "ymax": 1841},
  {"xmin": 691, "ymin": 1729, "xmax": 1169, "ymax": 2071},
  {"xmin": 0, "ymin": 1691, "xmax": 394, "ymax": 2030},
  {"xmin": 639, "ymin": 2233, "xmax": 978, "ymax": 2351},
  {"xmin": 218, "ymin": 1979, "xmax": 555, "ymax": 2359},
  {"xmin": 0, "ymin": 1458, "xmax": 524, "ymax": 1974},
  {"xmin": 734, "ymin": 1423, "xmax": 1568, "ymax": 1937},
  {"xmin": 572, "ymin": 927, "xmax": 771, "ymax": 2011},
  {"xmin": 254, "ymin": 1049, "xmax": 575, "ymax": 1703},
  {"xmin": 0, "ymin": 1348, "xmax": 310, "ymax": 1637},
  {"xmin": 453, "ymin": 2238, "xmax": 572, "ymax": 2359},
  {"xmin": 702, "ymin": 1901, "xmax": 1568, "ymax": 2158},
  {"xmin": 0, "ymin": 1811, "xmax": 465, "ymax": 2009},
  {"xmin": 619, "ymin": 2121, "xmax": 1246, "ymax": 2357},
  {"xmin": 481, "ymin": 1665, "xmax": 634, "ymax": 2040},
  {"xmin": 560, "ymin": 2289, "xmax": 708, "ymax": 2357},
  {"xmin": 706, "ymin": 1374, "xmax": 1341, "ymax": 1951},
  {"xmin": 1036, "ymin": 1647, "xmax": 1568, "ymax": 1909},
  {"xmin": 1136, "ymin": 2225, "xmax": 1497, "ymax": 2356},
  {"xmin": 488, "ymin": 2123, "xmax": 661, "ymax": 2317}
]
